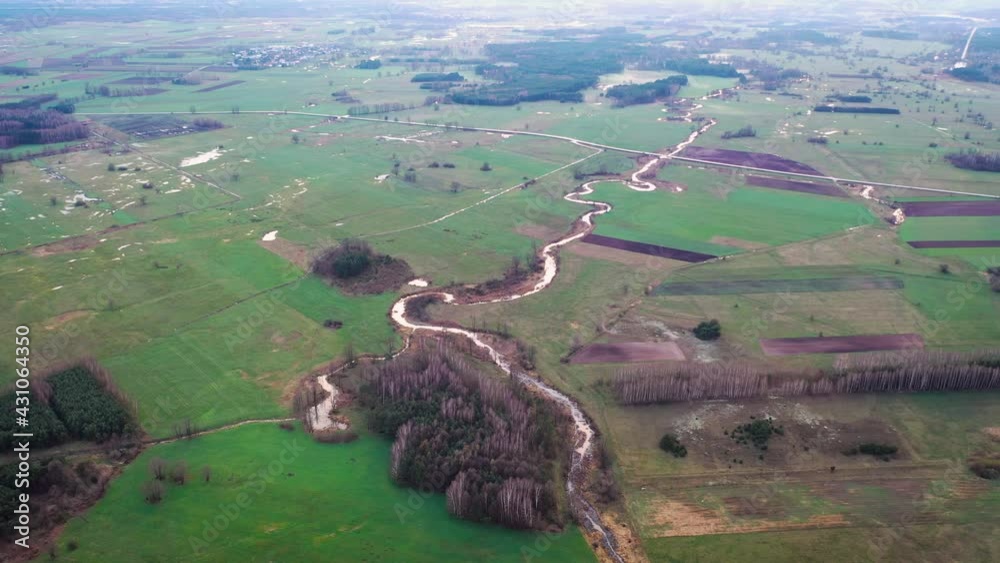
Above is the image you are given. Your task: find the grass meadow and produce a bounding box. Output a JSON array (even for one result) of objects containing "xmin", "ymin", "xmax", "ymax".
[{"xmin": 54, "ymin": 422, "xmax": 595, "ymax": 562}]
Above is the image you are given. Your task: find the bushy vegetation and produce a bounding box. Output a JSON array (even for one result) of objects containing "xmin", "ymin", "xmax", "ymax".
[
  {"xmin": 827, "ymin": 94, "xmax": 872, "ymax": 103},
  {"xmin": 411, "ymin": 72, "xmax": 464, "ymax": 82},
  {"xmin": 658, "ymin": 433, "xmax": 687, "ymax": 458},
  {"xmin": 355, "ymin": 59, "xmax": 382, "ymax": 69},
  {"xmin": 969, "ymin": 456, "xmax": 1000, "ymax": 480},
  {"xmin": 844, "ymin": 442, "xmax": 898, "ymax": 458},
  {"xmin": 814, "ymin": 106, "xmax": 900, "ymax": 114},
  {"xmin": 191, "ymin": 117, "xmax": 224, "ymax": 130},
  {"xmin": 311, "ymin": 239, "xmax": 412, "ymax": 294},
  {"xmin": 946, "ymin": 150, "xmax": 1000, "ymax": 172},
  {"xmin": 361, "ymin": 343, "xmax": 569, "ymax": 530},
  {"xmin": 721, "ymin": 125, "xmax": 757, "ymax": 140},
  {"xmin": 614, "ymin": 350, "xmax": 1000, "ymax": 405},
  {"xmin": 693, "ymin": 319, "xmax": 721, "ymax": 341},
  {"xmin": 988, "ymin": 267, "xmax": 1000, "ymax": 292},
  {"xmin": 949, "ymin": 66, "xmax": 992, "ymax": 83},
  {"xmin": 1, "ymin": 458, "xmax": 114, "ymax": 544},
  {"xmin": 605, "ymin": 75, "xmax": 687, "ymax": 106},
  {"xmin": 729, "ymin": 417, "xmax": 783, "ymax": 450}
]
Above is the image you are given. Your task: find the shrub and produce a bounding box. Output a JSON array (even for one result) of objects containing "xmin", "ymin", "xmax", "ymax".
[
  {"xmin": 149, "ymin": 457, "xmax": 168, "ymax": 481},
  {"xmin": 693, "ymin": 319, "xmax": 721, "ymax": 341},
  {"xmin": 844, "ymin": 442, "xmax": 898, "ymax": 457},
  {"xmin": 313, "ymin": 429, "xmax": 358, "ymax": 444},
  {"xmin": 659, "ymin": 433, "xmax": 687, "ymax": 458},
  {"xmin": 170, "ymin": 461, "xmax": 187, "ymax": 485},
  {"xmin": 312, "ymin": 239, "xmax": 375, "ymax": 279},
  {"xmin": 730, "ymin": 417, "xmax": 782, "ymax": 450},
  {"xmin": 142, "ymin": 480, "xmax": 165, "ymax": 504},
  {"xmin": 987, "ymin": 267, "xmax": 1000, "ymax": 293}
]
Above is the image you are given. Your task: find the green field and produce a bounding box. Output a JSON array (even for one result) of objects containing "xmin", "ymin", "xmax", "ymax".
[
  {"xmin": 585, "ymin": 167, "xmax": 875, "ymax": 256},
  {"xmin": 55, "ymin": 422, "xmax": 595, "ymax": 562},
  {"xmin": 3, "ymin": 11, "xmax": 1000, "ymax": 563}
]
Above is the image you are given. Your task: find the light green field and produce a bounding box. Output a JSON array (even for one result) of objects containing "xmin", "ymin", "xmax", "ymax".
[
  {"xmin": 584, "ymin": 167, "xmax": 875, "ymax": 256},
  {"xmin": 55, "ymin": 422, "xmax": 595, "ymax": 562},
  {"xmin": 900, "ymin": 216, "xmax": 1000, "ymax": 242}
]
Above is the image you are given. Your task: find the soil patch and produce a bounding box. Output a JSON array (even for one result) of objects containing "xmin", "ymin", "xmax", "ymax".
[
  {"xmin": 193, "ymin": 80, "xmax": 246, "ymax": 93},
  {"xmin": 259, "ymin": 238, "xmax": 311, "ymax": 271},
  {"xmin": 683, "ymin": 147, "xmax": 822, "ymax": 175},
  {"xmin": 582, "ymin": 234, "xmax": 716, "ymax": 263},
  {"xmin": 43, "ymin": 310, "xmax": 93, "ymax": 330},
  {"xmin": 900, "ymin": 201, "xmax": 1000, "ymax": 217},
  {"xmin": 746, "ymin": 175, "xmax": 845, "ymax": 197},
  {"xmin": 655, "ymin": 275, "xmax": 903, "ymax": 296},
  {"xmin": 29, "ymin": 234, "xmax": 100, "ymax": 257},
  {"xmin": 570, "ymin": 342, "xmax": 685, "ymax": 364},
  {"xmin": 709, "ymin": 236, "xmax": 768, "ymax": 250},
  {"xmin": 760, "ymin": 333, "xmax": 924, "ymax": 356},
  {"xmin": 907, "ymin": 240, "xmax": 1000, "ymax": 249},
  {"xmin": 109, "ymin": 76, "xmax": 172, "ymax": 85}
]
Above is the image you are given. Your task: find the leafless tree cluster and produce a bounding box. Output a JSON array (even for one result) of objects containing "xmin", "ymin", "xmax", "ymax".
[
  {"xmin": 614, "ymin": 350, "xmax": 1000, "ymax": 405},
  {"xmin": 362, "ymin": 342, "xmax": 566, "ymax": 530}
]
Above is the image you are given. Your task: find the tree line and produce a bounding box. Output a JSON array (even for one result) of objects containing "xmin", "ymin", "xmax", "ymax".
[
  {"xmin": 612, "ymin": 349, "xmax": 1000, "ymax": 405},
  {"xmin": 946, "ymin": 149, "xmax": 1000, "ymax": 172},
  {"xmin": 0, "ymin": 107, "xmax": 88, "ymax": 150}
]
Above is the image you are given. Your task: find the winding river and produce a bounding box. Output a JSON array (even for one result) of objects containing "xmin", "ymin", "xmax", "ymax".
[{"xmin": 312, "ymin": 95, "xmax": 724, "ymax": 562}]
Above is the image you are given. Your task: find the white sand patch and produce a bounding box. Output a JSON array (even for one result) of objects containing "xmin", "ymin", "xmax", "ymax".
[
  {"xmin": 180, "ymin": 148, "xmax": 223, "ymax": 167},
  {"xmin": 408, "ymin": 278, "xmax": 429, "ymax": 287},
  {"xmin": 262, "ymin": 230, "xmax": 278, "ymax": 242},
  {"xmin": 164, "ymin": 189, "xmax": 181, "ymax": 194}
]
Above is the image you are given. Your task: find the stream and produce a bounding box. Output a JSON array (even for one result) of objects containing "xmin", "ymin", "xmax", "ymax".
[{"xmin": 313, "ymin": 94, "xmax": 725, "ymax": 562}]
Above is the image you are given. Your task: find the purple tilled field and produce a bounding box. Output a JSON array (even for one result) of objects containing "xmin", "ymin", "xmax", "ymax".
[
  {"xmin": 900, "ymin": 201, "xmax": 1000, "ymax": 217},
  {"xmin": 907, "ymin": 240, "xmax": 1000, "ymax": 249},
  {"xmin": 570, "ymin": 342, "xmax": 685, "ymax": 364},
  {"xmin": 582, "ymin": 234, "xmax": 717, "ymax": 263},
  {"xmin": 746, "ymin": 175, "xmax": 845, "ymax": 197},
  {"xmin": 193, "ymin": 80, "xmax": 246, "ymax": 93},
  {"xmin": 682, "ymin": 146, "xmax": 823, "ymax": 175},
  {"xmin": 760, "ymin": 334, "xmax": 925, "ymax": 356}
]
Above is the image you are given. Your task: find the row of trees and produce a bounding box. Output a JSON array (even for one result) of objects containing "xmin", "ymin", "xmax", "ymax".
[
  {"xmin": 347, "ymin": 102, "xmax": 411, "ymax": 115},
  {"xmin": 613, "ymin": 349, "xmax": 1000, "ymax": 405},
  {"xmin": 361, "ymin": 343, "xmax": 567, "ymax": 530},
  {"xmin": 721, "ymin": 125, "xmax": 757, "ymax": 140},
  {"xmin": 946, "ymin": 150, "xmax": 1000, "ymax": 172},
  {"xmin": 0, "ymin": 108, "xmax": 88, "ymax": 149},
  {"xmin": 84, "ymin": 83, "xmax": 160, "ymax": 98}
]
